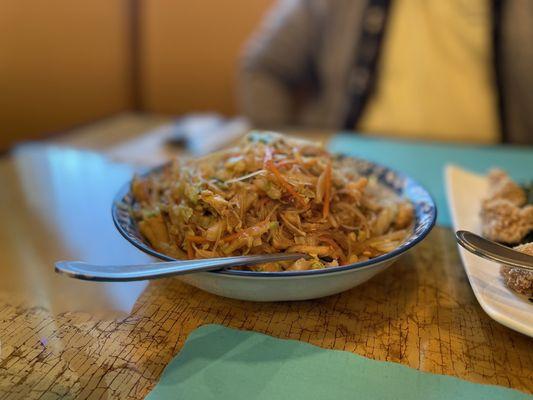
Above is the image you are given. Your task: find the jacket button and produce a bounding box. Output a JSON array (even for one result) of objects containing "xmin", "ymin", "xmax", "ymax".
[
  {"xmin": 349, "ymin": 68, "xmax": 370, "ymax": 93},
  {"xmin": 364, "ymin": 6, "xmax": 385, "ymax": 34}
]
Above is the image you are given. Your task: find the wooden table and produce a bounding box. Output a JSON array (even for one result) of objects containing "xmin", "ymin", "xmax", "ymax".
[{"xmin": 0, "ymin": 114, "xmax": 531, "ymax": 399}]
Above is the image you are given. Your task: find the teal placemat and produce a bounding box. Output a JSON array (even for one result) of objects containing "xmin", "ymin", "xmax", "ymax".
[
  {"xmin": 147, "ymin": 325, "xmax": 530, "ymax": 400},
  {"xmin": 328, "ymin": 134, "xmax": 533, "ymax": 226}
]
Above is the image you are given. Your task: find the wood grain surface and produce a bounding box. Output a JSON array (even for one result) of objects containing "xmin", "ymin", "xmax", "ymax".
[
  {"xmin": 0, "ymin": 116, "xmax": 531, "ymax": 399},
  {"xmin": 1, "ymin": 226, "xmax": 532, "ymax": 399}
]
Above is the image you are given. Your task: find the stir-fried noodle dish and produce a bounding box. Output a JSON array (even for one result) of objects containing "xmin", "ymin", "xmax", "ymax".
[{"xmin": 131, "ymin": 132, "xmax": 414, "ymax": 272}]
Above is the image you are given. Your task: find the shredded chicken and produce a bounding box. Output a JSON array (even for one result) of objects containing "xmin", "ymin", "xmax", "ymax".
[{"xmin": 130, "ymin": 132, "xmax": 414, "ymax": 271}]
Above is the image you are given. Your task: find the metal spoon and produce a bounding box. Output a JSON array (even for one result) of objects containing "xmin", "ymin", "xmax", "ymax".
[
  {"xmin": 455, "ymin": 230, "xmax": 533, "ymax": 271},
  {"xmin": 55, "ymin": 253, "xmax": 307, "ymax": 282}
]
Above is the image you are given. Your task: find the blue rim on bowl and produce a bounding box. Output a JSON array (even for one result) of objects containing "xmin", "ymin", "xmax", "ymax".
[{"xmin": 112, "ymin": 156, "xmax": 437, "ymax": 277}]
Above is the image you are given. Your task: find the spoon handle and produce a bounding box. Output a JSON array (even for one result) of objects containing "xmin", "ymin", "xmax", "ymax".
[
  {"xmin": 455, "ymin": 230, "xmax": 533, "ymax": 271},
  {"xmin": 55, "ymin": 253, "xmax": 306, "ymax": 282}
]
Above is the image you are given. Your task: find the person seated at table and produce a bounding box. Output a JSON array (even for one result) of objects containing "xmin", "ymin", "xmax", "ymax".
[{"xmin": 238, "ymin": 0, "xmax": 533, "ymax": 145}]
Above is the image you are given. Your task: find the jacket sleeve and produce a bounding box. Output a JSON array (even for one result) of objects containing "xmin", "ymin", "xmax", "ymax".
[{"xmin": 238, "ymin": 0, "xmax": 321, "ymax": 128}]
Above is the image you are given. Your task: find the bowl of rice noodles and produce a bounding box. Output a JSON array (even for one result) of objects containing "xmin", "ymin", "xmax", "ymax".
[{"xmin": 113, "ymin": 132, "xmax": 436, "ymax": 301}]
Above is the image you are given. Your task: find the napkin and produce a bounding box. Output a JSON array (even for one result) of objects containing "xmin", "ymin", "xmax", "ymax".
[
  {"xmin": 146, "ymin": 325, "xmax": 530, "ymax": 400},
  {"xmin": 328, "ymin": 134, "xmax": 533, "ymax": 226}
]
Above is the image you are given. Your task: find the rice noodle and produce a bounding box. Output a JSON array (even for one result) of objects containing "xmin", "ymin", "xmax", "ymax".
[{"xmin": 130, "ymin": 132, "xmax": 414, "ymax": 271}]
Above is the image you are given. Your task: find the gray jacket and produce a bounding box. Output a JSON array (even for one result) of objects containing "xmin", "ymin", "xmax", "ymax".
[{"xmin": 239, "ymin": 0, "xmax": 533, "ymax": 144}]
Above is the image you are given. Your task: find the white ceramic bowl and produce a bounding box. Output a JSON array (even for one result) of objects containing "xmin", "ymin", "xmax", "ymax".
[
  {"xmin": 176, "ymin": 257, "xmax": 398, "ymax": 301},
  {"xmin": 113, "ymin": 156, "xmax": 436, "ymax": 301}
]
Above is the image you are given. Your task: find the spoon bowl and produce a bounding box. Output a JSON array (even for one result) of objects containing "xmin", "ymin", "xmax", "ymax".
[{"xmin": 455, "ymin": 230, "xmax": 533, "ymax": 271}]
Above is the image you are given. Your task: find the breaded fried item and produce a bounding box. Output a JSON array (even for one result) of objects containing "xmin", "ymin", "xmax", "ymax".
[
  {"xmin": 487, "ymin": 169, "xmax": 526, "ymax": 206},
  {"xmin": 480, "ymin": 199, "xmax": 533, "ymax": 244},
  {"xmin": 480, "ymin": 169, "xmax": 532, "ymax": 244},
  {"xmin": 500, "ymin": 242, "xmax": 533, "ymax": 297}
]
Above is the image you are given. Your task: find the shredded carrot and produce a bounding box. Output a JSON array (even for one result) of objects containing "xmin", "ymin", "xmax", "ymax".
[
  {"xmin": 265, "ymin": 154, "xmax": 306, "ymax": 207},
  {"xmin": 186, "ymin": 241, "xmax": 193, "ymax": 259},
  {"xmin": 187, "ymin": 235, "xmax": 210, "ymax": 244},
  {"xmin": 219, "ymin": 231, "xmax": 241, "ymax": 244},
  {"xmin": 221, "ymin": 220, "xmax": 270, "ymax": 243},
  {"xmin": 323, "ymin": 160, "xmax": 332, "ymax": 218},
  {"xmin": 275, "ymin": 159, "xmax": 298, "ymax": 168}
]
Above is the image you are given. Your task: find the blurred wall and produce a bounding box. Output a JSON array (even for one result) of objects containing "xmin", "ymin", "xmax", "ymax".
[
  {"xmin": 0, "ymin": 0, "xmax": 132, "ymax": 151},
  {"xmin": 0, "ymin": 0, "xmax": 273, "ymax": 151},
  {"xmin": 140, "ymin": 0, "xmax": 272, "ymax": 115}
]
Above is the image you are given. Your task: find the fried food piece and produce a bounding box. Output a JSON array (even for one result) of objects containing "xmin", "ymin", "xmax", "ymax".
[
  {"xmin": 487, "ymin": 169, "xmax": 526, "ymax": 206},
  {"xmin": 480, "ymin": 169, "xmax": 532, "ymax": 244},
  {"xmin": 480, "ymin": 199, "xmax": 533, "ymax": 244},
  {"xmin": 500, "ymin": 242, "xmax": 533, "ymax": 297}
]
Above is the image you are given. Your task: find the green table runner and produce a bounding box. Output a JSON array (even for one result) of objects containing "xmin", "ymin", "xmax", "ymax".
[
  {"xmin": 147, "ymin": 325, "xmax": 530, "ymax": 400},
  {"xmin": 328, "ymin": 134, "xmax": 533, "ymax": 226}
]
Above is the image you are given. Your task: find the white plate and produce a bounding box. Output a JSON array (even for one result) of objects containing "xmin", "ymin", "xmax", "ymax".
[{"xmin": 445, "ymin": 165, "xmax": 533, "ymax": 337}]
